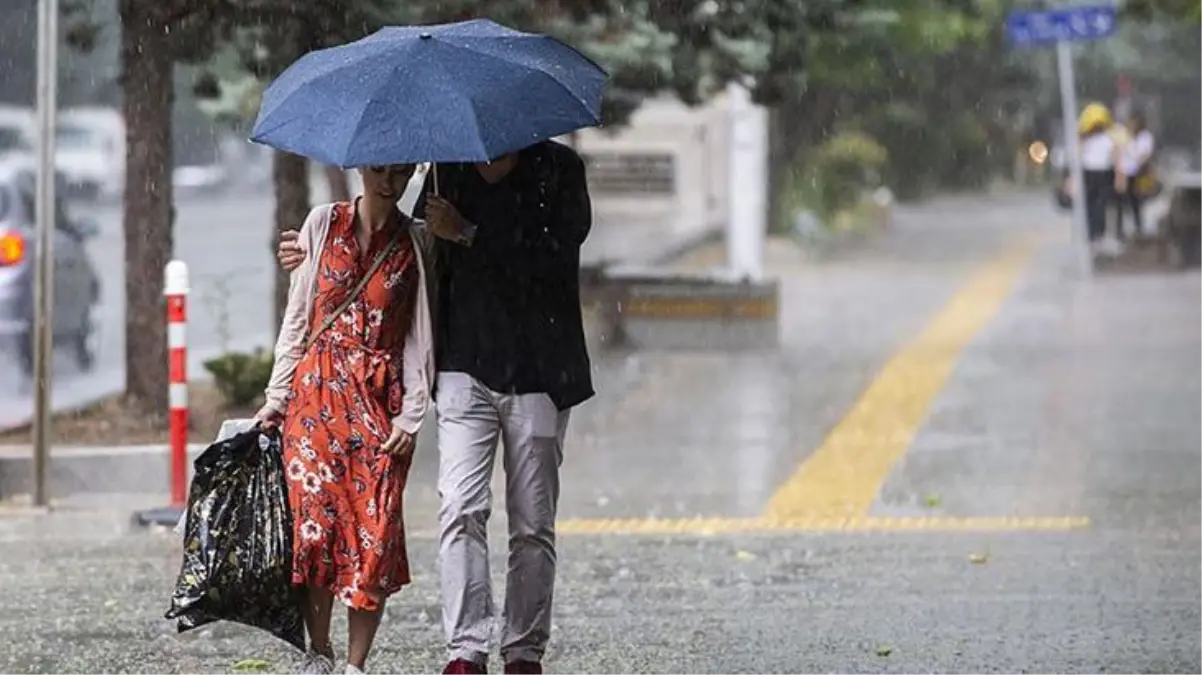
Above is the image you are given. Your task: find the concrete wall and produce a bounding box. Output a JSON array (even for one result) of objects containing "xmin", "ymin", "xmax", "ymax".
[{"xmin": 572, "ymin": 94, "xmax": 733, "ymax": 244}]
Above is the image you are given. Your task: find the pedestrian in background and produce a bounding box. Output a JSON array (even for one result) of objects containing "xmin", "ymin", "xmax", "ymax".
[
  {"xmin": 278, "ymin": 139, "xmax": 594, "ymax": 675},
  {"xmin": 256, "ymin": 162, "xmax": 436, "ymax": 675},
  {"xmin": 1077, "ymin": 102, "xmax": 1122, "ymax": 252},
  {"xmin": 1115, "ymin": 111, "xmax": 1157, "ymax": 239}
]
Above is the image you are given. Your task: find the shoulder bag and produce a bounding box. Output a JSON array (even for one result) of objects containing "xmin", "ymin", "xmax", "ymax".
[{"xmin": 303, "ymin": 222, "xmax": 406, "ymax": 353}]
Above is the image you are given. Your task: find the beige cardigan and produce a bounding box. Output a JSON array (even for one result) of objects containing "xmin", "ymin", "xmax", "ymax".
[{"xmin": 262, "ymin": 203, "xmax": 436, "ymax": 436}]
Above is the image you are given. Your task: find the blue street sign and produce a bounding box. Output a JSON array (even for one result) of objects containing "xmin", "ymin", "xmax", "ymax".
[{"xmin": 1005, "ymin": 5, "xmax": 1118, "ymax": 47}]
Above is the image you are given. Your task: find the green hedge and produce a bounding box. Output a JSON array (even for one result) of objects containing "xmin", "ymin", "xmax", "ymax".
[
  {"xmin": 810, "ymin": 132, "xmax": 889, "ymax": 217},
  {"xmin": 203, "ymin": 349, "xmax": 274, "ymax": 410}
]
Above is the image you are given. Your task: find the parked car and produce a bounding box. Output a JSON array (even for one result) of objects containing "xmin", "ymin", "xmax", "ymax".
[
  {"xmin": 0, "ymin": 106, "xmax": 36, "ymax": 172},
  {"xmin": 0, "ymin": 125, "xmax": 33, "ymax": 157},
  {"xmin": 0, "ymin": 104, "xmax": 35, "ymax": 142},
  {"xmin": 0, "ymin": 162, "xmax": 102, "ymax": 376},
  {"xmin": 56, "ymin": 107, "xmax": 126, "ymax": 203},
  {"xmin": 0, "ymin": 105, "xmax": 126, "ymax": 203},
  {"xmin": 173, "ymin": 163, "xmax": 229, "ymax": 197}
]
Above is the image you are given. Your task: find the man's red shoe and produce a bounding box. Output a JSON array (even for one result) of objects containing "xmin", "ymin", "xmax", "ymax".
[
  {"xmin": 443, "ymin": 659, "xmax": 487, "ymax": 675},
  {"xmin": 503, "ymin": 661, "xmax": 542, "ymax": 674}
]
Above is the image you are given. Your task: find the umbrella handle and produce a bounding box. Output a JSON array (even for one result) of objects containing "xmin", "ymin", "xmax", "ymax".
[{"xmin": 431, "ymin": 162, "xmax": 440, "ymax": 197}]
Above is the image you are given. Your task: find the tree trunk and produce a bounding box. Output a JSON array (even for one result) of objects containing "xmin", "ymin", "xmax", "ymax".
[
  {"xmin": 273, "ymin": 150, "xmax": 310, "ymax": 326},
  {"xmin": 120, "ymin": 0, "xmax": 174, "ymax": 418},
  {"xmin": 324, "ymin": 165, "xmax": 350, "ymax": 202}
]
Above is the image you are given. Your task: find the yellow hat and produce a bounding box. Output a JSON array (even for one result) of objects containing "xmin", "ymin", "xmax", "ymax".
[{"xmin": 1078, "ymin": 102, "xmax": 1112, "ymax": 134}]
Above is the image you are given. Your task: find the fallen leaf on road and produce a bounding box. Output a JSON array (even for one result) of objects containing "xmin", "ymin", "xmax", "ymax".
[
  {"xmin": 875, "ymin": 645, "xmax": 893, "ymax": 657},
  {"xmin": 968, "ymin": 552, "xmax": 989, "ymax": 564},
  {"xmin": 734, "ymin": 550, "xmax": 757, "ymax": 562},
  {"xmin": 232, "ymin": 659, "xmax": 271, "ymax": 672},
  {"xmin": 922, "ymin": 493, "xmax": 942, "ymax": 508},
  {"xmin": 103, "ymin": 599, "xmax": 117, "ymax": 609}
]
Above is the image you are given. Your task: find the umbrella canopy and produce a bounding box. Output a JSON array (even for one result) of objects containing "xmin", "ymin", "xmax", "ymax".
[{"xmin": 250, "ymin": 19, "xmax": 607, "ymax": 167}]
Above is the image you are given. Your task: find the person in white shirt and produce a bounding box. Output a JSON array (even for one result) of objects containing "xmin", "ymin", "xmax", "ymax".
[
  {"xmin": 1077, "ymin": 103, "xmax": 1121, "ymax": 244},
  {"xmin": 1115, "ymin": 112, "xmax": 1156, "ymax": 238}
]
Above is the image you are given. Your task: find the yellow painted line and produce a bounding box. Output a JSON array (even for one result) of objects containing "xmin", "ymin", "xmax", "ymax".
[
  {"xmin": 764, "ymin": 233, "xmax": 1046, "ymax": 520},
  {"xmin": 0, "ymin": 504, "xmax": 53, "ymax": 518},
  {"xmin": 556, "ymin": 515, "xmax": 1090, "ymax": 535},
  {"xmin": 623, "ymin": 296, "xmax": 779, "ymax": 320}
]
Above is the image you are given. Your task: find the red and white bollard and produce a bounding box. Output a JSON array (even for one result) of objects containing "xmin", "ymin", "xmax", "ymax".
[
  {"xmin": 133, "ymin": 260, "xmax": 191, "ymax": 528},
  {"xmin": 165, "ymin": 260, "xmax": 189, "ymax": 509}
]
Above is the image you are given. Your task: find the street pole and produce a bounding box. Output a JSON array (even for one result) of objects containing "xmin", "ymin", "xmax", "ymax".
[
  {"xmin": 1056, "ymin": 40, "xmax": 1092, "ymax": 278},
  {"xmin": 32, "ymin": 0, "xmax": 59, "ymax": 508}
]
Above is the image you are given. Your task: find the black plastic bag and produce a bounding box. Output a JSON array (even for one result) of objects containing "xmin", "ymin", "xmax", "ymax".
[{"xmin": 165, "ymin": 428, "xmax": 305, "ymax": 650}]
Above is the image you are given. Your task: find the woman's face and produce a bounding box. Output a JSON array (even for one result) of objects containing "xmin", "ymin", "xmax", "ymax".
[{"xmin": 361, "ymin": 164, "xmax": 416, "ymax": 200}]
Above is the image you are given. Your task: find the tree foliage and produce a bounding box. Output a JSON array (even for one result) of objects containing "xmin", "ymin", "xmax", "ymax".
[
  {"xmin": 582, "ymin": 0, "xmax": 1038, "ymax": 210},
  {"xmin": 845, "ymin": 1, "xmax": 1037, "ymax": 196},
  {"xmin": 1123, "ymin": 0, "xmax": 1201, "ymax": 24},
  {"xmin": 573, "ymin": 1, "xmax": 1032, "ymax": 202}
]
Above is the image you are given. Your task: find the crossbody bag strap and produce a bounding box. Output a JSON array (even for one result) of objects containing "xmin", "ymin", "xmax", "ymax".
[{"xmin": 304, "ymin": 225, "xmax": 406, "ymax": 353}]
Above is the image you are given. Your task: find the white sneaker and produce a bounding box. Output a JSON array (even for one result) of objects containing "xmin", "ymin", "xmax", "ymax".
[
  {"xmin": 345, "ymin": 665, "xmax": 365, "ymax": 675},
  {"xmin": 1098, "ymin": 236, "xmax": 1126, "ymax": 257},
  {"xmin": 298, "ymin": 651, "xmax": 336, "ymax": 675}
]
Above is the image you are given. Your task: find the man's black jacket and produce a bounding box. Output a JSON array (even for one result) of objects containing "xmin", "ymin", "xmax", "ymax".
[{"xmin": 413, "ymin": 140, "xmax": 594, "ymax": 410}]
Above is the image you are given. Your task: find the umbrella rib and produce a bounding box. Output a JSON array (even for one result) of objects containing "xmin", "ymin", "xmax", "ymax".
[
  {"xmin": 429, "ymin": 50, "xmax": 490, "ymax": 162},
  {"xmin": 337, "ymin": 66, "xmax": 408, "ymax": 168},
  {"xmin": 432, "ymin": 38, "xmax": 601, "ymax": 126},
  {"xmin": 253, "ymin": 49, "xmax": 396, "ymax": 164}
]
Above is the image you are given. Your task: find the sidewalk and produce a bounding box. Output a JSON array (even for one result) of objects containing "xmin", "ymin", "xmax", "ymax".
[
  {"xmin": 1, "ymin": 192, "xmax": 1197, "ymax": 673},
  {"xmin": 562, "ymin": 193, "xmax": 1065, "ymax": 523}
]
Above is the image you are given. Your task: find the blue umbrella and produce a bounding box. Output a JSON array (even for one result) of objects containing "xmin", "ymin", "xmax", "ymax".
[{"xmin": 250, "ymin": 19, "xmax": 607, "ymax": 167}]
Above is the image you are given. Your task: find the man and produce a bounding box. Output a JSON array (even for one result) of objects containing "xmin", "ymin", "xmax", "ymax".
[{"xmin": 277, "ymin": 140, "xmax": 594, "ymax": 675}]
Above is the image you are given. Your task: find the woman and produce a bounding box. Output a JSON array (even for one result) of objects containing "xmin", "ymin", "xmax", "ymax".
[
  {"xmin": 1116, "ymin": 112, "xmax": 1156, "ymax": 239},
  {"xmin": 255, "ymin": 163, "xmax": 435, "ymax": 675},
  {"xmin": 1077, "ymin": 102, "xmax": 1121, "ymax": 247}
]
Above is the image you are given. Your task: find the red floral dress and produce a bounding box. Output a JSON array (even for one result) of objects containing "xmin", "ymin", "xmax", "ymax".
[{"xmin": 281, "ymin": 201, "xmax": 418, "ymax": 611}]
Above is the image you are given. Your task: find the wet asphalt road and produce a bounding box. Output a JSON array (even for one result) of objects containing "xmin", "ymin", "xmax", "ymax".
[{"xmin": 0, "ymin": 192, "xmax": 1198, "ymax": 673}]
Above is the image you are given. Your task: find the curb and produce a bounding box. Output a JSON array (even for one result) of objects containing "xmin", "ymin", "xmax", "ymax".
[
  {"xmin": 0, "ymin": 442, "xmax": 207, "ymax": 460},
  {"xmin": 580, "ymin": 224, "xmax": 723, "ymax": 352},
  {"xmin": 0, "ymin": 443, "xmax": 207, "ymax": 499},
  {"xmin": 0, "ymin": 411, "xmax": 442, "ymax": 500},
  {"xmin": 648, "ymin": 225, "xmax": 724, "ymax": 266}
]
